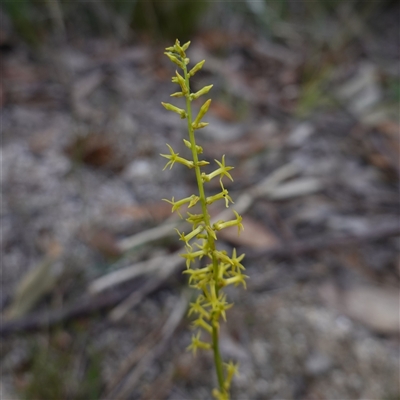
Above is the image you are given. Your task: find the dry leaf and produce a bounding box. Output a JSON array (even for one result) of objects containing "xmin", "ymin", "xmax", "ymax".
[
  {"xmin": 64, "ymin": 133, "xmax": 124, "ymax": 170},
  {"xmin": 218, "ymin": 215, "xmax": 279, "ymax": 249},
  {"xmin": 83, "ymin": 229, "xmax": 122, "ymax": 258},
  {"xmin": 116, "ymin": 202, "xmax": 172, "ymax": 223},
  {"xmin": 4, "ymin": 246, "xmax": 62, "ymax": 320},
  {"xmin": 268, "ymin": 178, "xmax": 322, "ymax": 200},
  {"xmin": 319, "ymin": 283, "xmax": 400, "ymax": 335},
  {"xmin": 209, "ymin": 101, "xmax": 237, "ymax": 122},
  {"xmin": 203, "ymin": 135, "xmax": 268, "ymax": 159},
  {"xmin": 29, "ymin": 128, "xmax": 58, "ymax": 154}
]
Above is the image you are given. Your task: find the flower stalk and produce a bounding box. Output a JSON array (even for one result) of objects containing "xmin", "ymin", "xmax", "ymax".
[{"xmin": 161, "ymin": 39, "xmax": 247, "ymax": 400}]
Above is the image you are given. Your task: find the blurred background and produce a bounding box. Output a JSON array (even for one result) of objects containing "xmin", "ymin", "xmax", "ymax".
[{"xmin": 1, "ymin": 1, "xmax": 399, "ymax": 399}]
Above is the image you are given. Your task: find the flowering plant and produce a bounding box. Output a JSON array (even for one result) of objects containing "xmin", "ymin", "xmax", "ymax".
[{"xmin": 161, "ymin": 39, "xmax": 247, "ymax": 400}]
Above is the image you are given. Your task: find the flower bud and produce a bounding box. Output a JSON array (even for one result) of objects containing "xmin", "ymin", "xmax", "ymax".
[
  {"xmin": 164, "ymin": 52, "xmax": 184, "ymax": 69},
  {"xmin": 190, "ymin": 85, "xmax": 213, "ymax": 100},
  {"xmin": 193, "ymin": 99, "xmax": 211, "ymax": 126},
  {"xmin": 175, "ymin": 71, "xmax": 188, "ymax": 94},
  {"xmin": 192, "ymin": 122, "xmax": 209, "ymax": 130},
  {"xmin": 161, "ymin": 102, "xmax": 186, "ymax": 119},
  {"xmin": 189, "ymin": 60, "xmax": 205, "ymax": 77},
  {"xmin": 181, "ymin": 41, "xmax": 191, "ymax": 51}
]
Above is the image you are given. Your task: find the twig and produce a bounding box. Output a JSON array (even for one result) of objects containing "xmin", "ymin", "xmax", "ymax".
[
  {"xmin": 45, "ymin": 0, "xmax": 66, "ymax": 43},
  {"xmin": 245, "ymin": 223, "xmax": 400, "ymax": 260},
  {"xmin": 118, "ymin": 221, "xmax": 182, "ymax": 252},
  {"xmin": 103, "ymin": 294, "xmax": 188, "ymax": 400},
  {"xmin": 89, "ymin": 253, "xmax": 172, "ymax": 295},
  {"xmin": 108, "ymin": 251, "xmax": 183, "ymax": 321},
  {"xmin": 104, "ymin": 316, "xmax": 165, "ymax": 394},
  {"xmin": 0, "ymin": 286, "xmax": 134, "ymax": 337},
  {"xmin": 140, "ymin": 365, "xmax": 175, "ymax": 400}
]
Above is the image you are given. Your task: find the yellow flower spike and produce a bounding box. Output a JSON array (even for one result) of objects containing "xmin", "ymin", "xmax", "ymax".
[
  {"xmin": 161, "ymin": 40, "xmax": 246, "ymax": 400},
  {"xmin": 190, "ymin": 84, "xmax": 213, "ymax": 100},
  {"xmin": 189, "ymin": 59, "xmax": 205, "ymax": 77},
  {"xmin": 161, "ymin": 102, "xmax": 187, "ymax": 119}
]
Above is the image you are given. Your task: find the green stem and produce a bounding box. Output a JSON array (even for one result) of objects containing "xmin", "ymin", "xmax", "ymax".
[
  {"xmin": 212, "ymin": 323, "xmax": 225, "ymax": 393},
  {"xmin": 183, "ymin": 63, "xmax": 225, "ymax": 394}
]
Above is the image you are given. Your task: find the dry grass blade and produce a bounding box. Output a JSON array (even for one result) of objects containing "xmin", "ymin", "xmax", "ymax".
[
  {"xmin": 108, "ymin": 251, "xmax": 183, "ymax": 321},
  {"xmin": 139, "ymin": 365, "xmax": 174, "ymax": 400},
  {"xmin": 4, "ymin": 246, "xmax": 62, "ymax": 320},
  {"xmin": 117, "ymin": 220, "xmax": 182, "ymax": 252},
  {"xmin": 214, "ymin": 162, "xmax": 300, "ymax": 223},
  {"xmin": 103, "ymin": 293, "xmax": 188, "ymax": 400},
  {"xmin": 88, "ymin": 254, "xmax": 170, "ymax": 295}
]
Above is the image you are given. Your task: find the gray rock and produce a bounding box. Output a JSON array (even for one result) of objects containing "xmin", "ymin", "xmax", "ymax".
[{"xmin": 305, "ymin": 352, "xmax": 333, "ymax": 376}]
